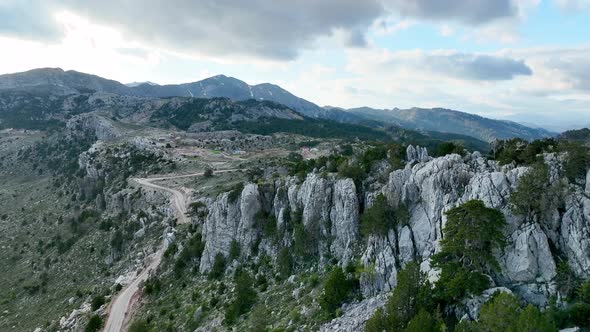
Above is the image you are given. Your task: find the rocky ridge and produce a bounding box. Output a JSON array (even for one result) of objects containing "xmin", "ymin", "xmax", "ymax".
[{"xmin": 197, "ymin": 146, "xmax": 590, "ymax": 330}]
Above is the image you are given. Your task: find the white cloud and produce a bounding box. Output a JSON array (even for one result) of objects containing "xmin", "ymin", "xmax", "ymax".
[{"xmin": 555, "ymin": 0, "xmax": 590, "ymax": 11}]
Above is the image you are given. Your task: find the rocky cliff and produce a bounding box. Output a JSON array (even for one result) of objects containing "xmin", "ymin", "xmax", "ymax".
[{"xmin": 197, "ymin": 146, "xmax": 590, "ymax": 329}]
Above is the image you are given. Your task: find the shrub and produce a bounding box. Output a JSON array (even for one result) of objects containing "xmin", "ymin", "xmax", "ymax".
[
  {"xmin": 248, "ymin": 303, "xmax": 271, "ymax": 332},
  {"xmin": 515, "ymin": 304, "xmax": 556, "ymax": 332},
  {"xmin": 436, "ymin": 142, "xmax": 464, "ymax": 157},
  {"xmin": 478, "ymin": 292, "xmax": 521, "ymax": 331},
  {"xmin": 561, "ymin": 141, "xmax": 590, "ymax": 183},
  {"xmin": 360, "ymin": 194, "xmax": 394, "ymax": 237},
  {"xmin": 361, "ymin": 145, "xmax": 388, "ymax": 171},
  {"xmin": 91, "ymin": 295, "xmax": 106, "ymax": 311},
  {"xmin": 277, "ymin": 247, "xmax": 294, "ymax": 279},
  {"xmin": 204, "ymin": 168, "xmax": 214, "ymax": 178},
  {"xmin": 578, "ymin": 278, "xmax": 590, "ymax": 304},
  {"xmin": 85, "ymin": 315, "xmax": 103, "ymax": 332},
  {"xmin": 510, "ymin": 163, "xmax": 549, "ymax": 217},
  {"xmin": 225, "ymin": 271, "xmax": 258, "ymax": 325},
  {"xmin": 292, "ymin": 219, "xmax": 317, "ymax": 259},
  {"xmin": 189, "ymin": 201, "xmax": 208, "ymax": 218},
  {"xmin": 319, "ymin": 267, "xmax": 357, "ymax": 319},
  {"xmin": 404, "ymin": 309, "xmax": 445, "ymax": 332},
  {"xmin": 364, "ymin": 262, "xmax": 433, "ymax": 332},
  {"xmin": 255, "ymin": 211, "xmax": 278, "ymax": 240},
  {"xmin": 143, "ymin": 276, "xmax": 161, "ymax": 295},
  {"xmin": 337, "ymin": 160, "xmax": 366, "ymax": 189},
  {"xmin": 229, "ymin": 240, "xmax": 241, "ymax": 261},
  {"xmin": 228, "ymin": 182, "xmax": 245, "ymax": 202},
  {"xmin": 432, "ymin": 200, "xmax": 506, "ymax": 303},
  {"xmin": 128, "ymin": 320, "xmax": 151, "ymax": 332},
  {"xmin": 208, "ymin": 253, "xmax": 226, "ymax": 280},
  {"xmin": 568, "ymin": 302, "xmax": 590, "ymax": 327}
]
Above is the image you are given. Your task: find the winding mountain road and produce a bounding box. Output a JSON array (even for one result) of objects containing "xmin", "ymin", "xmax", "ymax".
[{"xmin": 103, "ymin": 169, "xmax": 237, "ymax": 332}]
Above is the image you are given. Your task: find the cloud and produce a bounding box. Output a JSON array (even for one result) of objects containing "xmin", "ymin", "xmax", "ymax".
[
  {"xmin": 384, "ymin": 0, "xmax": 518, "ymax": 24},
  {"xmin": 0, "ymin": 0, "xmax": 63, "ymax": 41},
  {"xmin": 0, "ymin": 0, "xmax": 530, "ymax": 61},
  {"xmin": 1, "ymin": 0, "xmax": 384, "ymax": 61},
  {"xmin": 509, "ymin": 47, "xmax": 590, "ymax": 93},
  {"xmin": 425, "ymin": 53, "xmax": 532, "ymax": 80},
  {"xmin": 555, "ymin": 0, "xmax": 590, "ymax": 11},
  {"xmin": 349, "ymin": 49, "xmax": 532, "ymax": 81}
]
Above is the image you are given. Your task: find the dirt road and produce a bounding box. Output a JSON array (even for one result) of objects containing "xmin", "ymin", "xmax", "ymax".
[{"xmin": 103, "ymin": 169, "xmax": 237, "ymax": 332}]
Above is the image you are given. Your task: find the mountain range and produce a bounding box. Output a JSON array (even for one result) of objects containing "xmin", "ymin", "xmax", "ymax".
[{"xmin": 0, "ymin": 68, "xmax": 555, "ymax": 142}]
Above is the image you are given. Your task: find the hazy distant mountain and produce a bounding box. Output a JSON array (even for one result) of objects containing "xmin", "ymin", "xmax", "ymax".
[
  {"xmin": 347, "ymin": 107, "xmax": 555, "ymax": 142},
  {"xmin": 0, "ymin": 68, "xmax": 132, "ymax": 95},
  {"xmin": 0, "ymin": 68, "xmax": 554, "ymax": 141},
  {"xmin": 0, "ymin": 68, "xmax": 360, "ymax": 121},
  {"xmin": 125, "ymin": 81, "xmax": 159, "ymax": 87}
]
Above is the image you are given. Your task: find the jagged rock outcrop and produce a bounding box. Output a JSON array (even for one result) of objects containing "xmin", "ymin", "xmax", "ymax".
[
  {"xmin": 67, "ymin": 113, "xmax": 121, "ymax": 140},
  {"xmin": 406, "ymin": 145, "xmax": 430, "ymax": 163},
  {"xmin": 360, "ymin": 230, "xmax": 398, "ymax": 297},
  {"xmin": 329, "ymin": 179, "xmax": 359, "ymax": 264},
  {"xmin": 198, "ymin": 145, "xmax": 590, "ymax": 322}
]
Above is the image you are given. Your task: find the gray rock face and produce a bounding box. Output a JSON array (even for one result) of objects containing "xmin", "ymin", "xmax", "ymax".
[
  {"xmin": 559, "ymin": 194, "xmax": 590, "ymax": 277},
  {"xmin": 360, "ymin": 231, "xmax": 398, "ymax": 297},
  {"xmin": 199, "ymin": 192, "xmax": 243, "ymax": 272},
  {"xmin": 586, "ymin": 169, "xmax": 590, "ymax": 194},
  {"xmin": 196, "ymin": 145, "xmax": 590, "ymax": 326},
  {"xmin": 406, "ymin": 145, "xmax": 430, "ymax": 163},
  {"xmin": 67, "ymin": 113, "xmax": 121, "ymax": 141},
  {"xmin": 199, "ymin": 183, "xmax": 264, "ymax": 272},
  {"xmin": 329, "ymin": 179, "xmax": 359, "ymax": 264}
]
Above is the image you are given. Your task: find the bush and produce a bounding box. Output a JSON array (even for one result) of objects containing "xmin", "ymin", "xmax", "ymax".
[
  {"xmin": 204, "ymin": 168, "xmax": 214, "ymax": 178},
  {"xmin": 432, "ymin": 200, "xmax": 506, "ymax": 303},
  {"xmin": 578, "ymin": 278, "xmax": 590, "ymax": 304},
  {"xmin": 85, "ymin": 315, "xmax": 103, "ymax": 332},
  {"xmin": 292, "ymin": 219, "xmax": 317, "ymax": 259},
  {"xmin": 209, "ymin": 253, "xmax": 226, "ymax": 280},
  {"xmin": 228, "ymin": 182, "xmax": 245, "ymax": 202},
  {"xmin": 128, "ymin": 320, "xmax": 151, "ymax": 332},
  {"xmin": 478, "ymin": 292, "xmax": 521, "ymax": 331},
  {"xmin": 515, "ymin": 304, "xmax": 555, "ymax": 332},
  {"xmin": 225, "ymin": 271, "xmax": 258, "ymax": 325},
  {"xmin": 91, "ymin": 295, "xmax": 106, "ymax": 311},
  {"xmin": 568, "ymin": 303, "xmax": 590, "ymax": 327},
  {"xmin": 277, "ymin": 247, "xmax": 294, "ymax": 279},
  {"xmin": 189, "ymin": 201, "xmax": 208, "ymax": 218},
  {"xmin": 360, "ymin": 194, "xmax": 394, "ymax": 237},
  {"xmin": 510, "ymin": 163, "xmax": 549, "ymax": 217},
  {"xmin": 143, "ymin": 276, "xmax": 161, "ymax": 295},
  {"xmin": 361, "ymin": 145, "xmax": 388, "ymax": 171},
  {"xmin": 229, "ymin": 240, "xmax": 241, "ymax": 261},
  {"xmin": 320, "ymin": 267, "xmax": 357, "ymax": 319},
  {"xmin": 364, "ymin": 262, "xmax": 433, "ymax": 332},
  {"xmin": 561, "ymin": 141, "xmax": 590, "ymax": 183},
  {"xmin": 248, "ymin": 303, "xmax": 270, "ymax": 332},
  {"xmin": 337, "ymin": 160, "xmax": 366, "ymax": 189},
  {"xmin": 436, "ymin": 142, "xmax": 464, "ymax": 157},
  {"xmin": 404, "ymin": 309, "xmax": 445, "ymax": 332},
  {"xmin": 255, "ymin": 211, "xmax": 278, "ymax": 240}
]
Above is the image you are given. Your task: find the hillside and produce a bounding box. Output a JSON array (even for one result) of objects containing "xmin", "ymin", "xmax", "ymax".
[{"xmin": 347, "ymin": 106, "xmax": 555, "ymax": 142}]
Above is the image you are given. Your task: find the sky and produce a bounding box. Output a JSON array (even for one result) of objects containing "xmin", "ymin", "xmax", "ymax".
[{"xmin": 0, "ymin": 0, "xmax": 589, "ymax": 131}]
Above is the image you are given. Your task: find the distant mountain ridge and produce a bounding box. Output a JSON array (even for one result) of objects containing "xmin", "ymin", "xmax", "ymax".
[
  {"xmin": 0, "ymin": 68, "xmax": 554, "ymax": 141},
  {"xmin": 346, "ymin": 106, "xmax": 555, "ymax": 142},
  {"xmin": 0, "ymin": 68, "xmax": 358, "ymax": 121}
]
